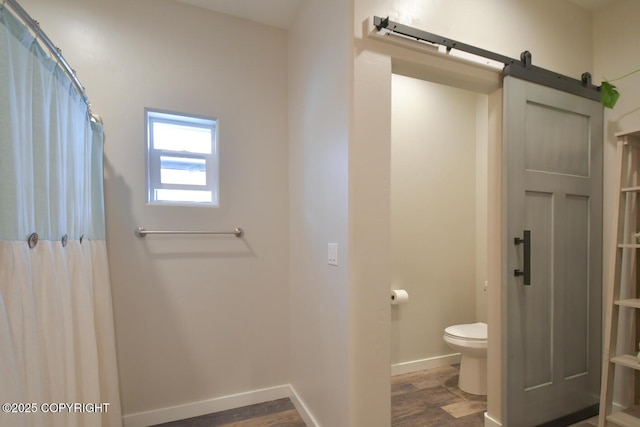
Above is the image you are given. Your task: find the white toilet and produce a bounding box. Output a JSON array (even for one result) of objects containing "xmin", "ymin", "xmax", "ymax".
[{"xmin": 443, "ymin": 322, "xmax": 487, "ymax": 395}]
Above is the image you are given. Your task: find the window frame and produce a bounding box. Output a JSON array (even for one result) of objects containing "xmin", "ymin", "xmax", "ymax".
[{"xmin": 145, "ymin": 108, "xmax": 219, "ymax": 207}]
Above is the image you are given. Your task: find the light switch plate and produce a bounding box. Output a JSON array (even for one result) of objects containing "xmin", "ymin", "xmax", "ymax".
[{"xmin": 328, "ymin": 243, "xmax": 338, "ymax": 266}]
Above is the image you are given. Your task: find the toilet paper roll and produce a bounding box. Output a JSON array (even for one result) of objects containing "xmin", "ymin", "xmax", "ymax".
[{"xmin": 390, "ymin": 289, "xmax": 409, "ymax": 305}]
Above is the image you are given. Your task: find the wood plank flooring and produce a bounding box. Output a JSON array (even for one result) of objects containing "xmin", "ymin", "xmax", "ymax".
[
  {"xmin": 390, "ymin": 365, "xmax": 485, "ymax": 426},
  {"xmin": 154, "ymin": 398, "xmax": 305, "ymax": 427},
  {"xmin": 153, "ymin": 365, "xmax": 486, "ymax": 426},
  {"xmin": 153, "ymin": 365, "xmax": 598, "ymax": 426}
]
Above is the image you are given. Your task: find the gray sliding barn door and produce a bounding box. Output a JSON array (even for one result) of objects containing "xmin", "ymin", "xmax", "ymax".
[{"xmin": 503, "ymin": 76, "xmax": 603, "ymax": 426}]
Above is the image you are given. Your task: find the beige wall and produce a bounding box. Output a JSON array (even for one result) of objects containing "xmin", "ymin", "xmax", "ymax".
[
  {"xmin": 390, "ymin": 74, "xmax": 484, "ymax": 366},
  {"xmin": 21, "ymin": 0, "xmax": 290, "ymax": 421},
  {"xmin": 593, "ymin": 0, "xmax": 640, "ymax": 138},
  {"xmin": 289, "ymin": 0, "xmax": 352, "ymax": 426},
  {"xmin": 353, "ymin": 0, "xmax": 594, "ymax": 425}
]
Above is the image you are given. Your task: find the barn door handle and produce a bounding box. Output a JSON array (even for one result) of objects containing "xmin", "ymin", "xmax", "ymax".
[{"xmin": 514, "ymin": 230, "xmax": 531, "ymax": 286}]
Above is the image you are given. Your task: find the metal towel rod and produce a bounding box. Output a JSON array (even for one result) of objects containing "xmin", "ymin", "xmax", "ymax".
[{"xmin": 135, "ymin": 227, "xmax": 244, "ymax": 238}]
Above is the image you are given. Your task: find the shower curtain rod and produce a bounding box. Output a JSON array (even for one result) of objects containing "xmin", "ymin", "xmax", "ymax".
[
  {"xmin": 373, "ymin": 16, "xmax": 602, "ymax": 102},
  {"xmin": 3, "ymin": 0, "xmax": 90, "ymax": 109}
]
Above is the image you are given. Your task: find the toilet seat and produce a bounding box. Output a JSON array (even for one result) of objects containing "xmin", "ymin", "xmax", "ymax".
[{"xmin": 444, "ymin": 322, "xmax": 487, "ymax": 341}]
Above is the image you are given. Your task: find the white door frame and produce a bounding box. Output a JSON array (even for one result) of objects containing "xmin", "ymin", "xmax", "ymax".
[{"xmin": 386, "ymin": 47, "xmax": 505, "ymax": 426}]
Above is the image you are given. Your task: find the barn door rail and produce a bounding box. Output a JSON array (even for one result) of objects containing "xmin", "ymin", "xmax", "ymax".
[{"xmin": 373, "ymin": 16, "xmax": 601, "ymax": 101}]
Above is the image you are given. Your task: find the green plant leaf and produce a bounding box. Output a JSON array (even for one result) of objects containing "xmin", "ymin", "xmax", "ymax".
[{"xmin": 601, "ymin": 81, "xmax": 621, "ymax": 109}]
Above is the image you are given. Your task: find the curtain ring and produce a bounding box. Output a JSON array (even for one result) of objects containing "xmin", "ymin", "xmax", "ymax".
[
  {"xmin": 27, "ymin": 232, "xmax": 39, "ymax": 249},
  {"xmin": 61, "ymin": 234, "xmax": 68, "ymax": 248}
]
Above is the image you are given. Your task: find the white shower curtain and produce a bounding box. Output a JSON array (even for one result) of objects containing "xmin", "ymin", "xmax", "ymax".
[{"xmin": 0, "ymin": 5, "xmax": 121, "ymax": 427}]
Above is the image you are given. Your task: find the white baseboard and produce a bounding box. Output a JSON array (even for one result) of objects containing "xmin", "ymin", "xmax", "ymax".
[
  {"xmin": 391, "ymin": 353, "xmax": 461, "ymax": 376},
  {"xmin": 289, "ymin": 385, "xmax": 320, "ymax": 427},
  {"xmin": 122, "ymin": 384, "xmax": 290, "ymax": 427},
  {"xmin": 484, "ymin": 412, "xmax": 501, "ymax": 427}
]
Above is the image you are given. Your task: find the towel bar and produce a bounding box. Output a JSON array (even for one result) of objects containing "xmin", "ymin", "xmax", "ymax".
[{"xmin": 135, "ymin": 227, "xmax": 243, "ymax": 238}]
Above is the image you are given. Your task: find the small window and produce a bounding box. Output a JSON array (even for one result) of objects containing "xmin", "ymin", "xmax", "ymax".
[{"xmin": 146, "ymin": 109, "xmax": 218, "ymax": 206}]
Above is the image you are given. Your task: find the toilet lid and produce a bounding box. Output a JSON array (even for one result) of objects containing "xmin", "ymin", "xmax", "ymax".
[{"xmin": 445, "ymin": 322, "xmax": 487, "ymax": 340}]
